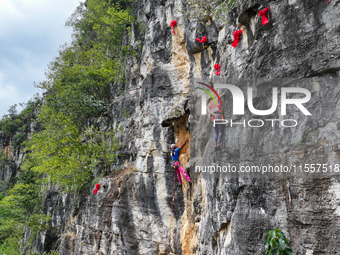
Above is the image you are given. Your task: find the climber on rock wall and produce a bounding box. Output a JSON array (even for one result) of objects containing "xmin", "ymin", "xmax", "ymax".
[{"xmin": 170, "ymin": 139, "xmax": 191, "ymax": 184}]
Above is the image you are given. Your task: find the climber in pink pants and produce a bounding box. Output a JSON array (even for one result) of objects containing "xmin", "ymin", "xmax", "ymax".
[
  {"xmin": 170, "ymin": 139, "xmax": 191, "ymax": 184},
  {"xmin": 173, "ymin": 161, "xmax": 191, "ymax": 184}
]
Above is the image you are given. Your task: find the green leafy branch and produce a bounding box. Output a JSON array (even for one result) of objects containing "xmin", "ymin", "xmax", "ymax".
[
  {"xmin": 263, "ymin": 229, "xmax": 293, "ymax": 255},
  {"xmin": 181, "ymin": 0, "xmax": 237, "ymax": 24}
]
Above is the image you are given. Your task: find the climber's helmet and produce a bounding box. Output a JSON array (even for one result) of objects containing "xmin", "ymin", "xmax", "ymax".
[{"xmin": 170, "ymin": 144, "xmax": 176, "ymax": 150}]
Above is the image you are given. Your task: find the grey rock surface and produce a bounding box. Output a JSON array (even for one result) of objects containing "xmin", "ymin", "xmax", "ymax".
[{"xmin": 30, "ymin": 0, "xmax": 340, "ymax": 254}]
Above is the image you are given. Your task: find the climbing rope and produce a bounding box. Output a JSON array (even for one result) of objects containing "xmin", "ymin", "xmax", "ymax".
[{"xmin": 167, "ymin": 172, "xmax": 177, "ymax": 254}]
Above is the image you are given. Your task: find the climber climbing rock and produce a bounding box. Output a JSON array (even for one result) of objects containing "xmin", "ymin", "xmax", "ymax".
[
  {"xmin": 170, "ymin": 20, "xmax": 177, "ymax": 34},
  {"xmin": 214, "ymin": 64, "xmax": 221, "ymax": 76},
  {"xmin": 259, "ymin": 7, "xmax": 270, "ymax": 25},
  {"xmin": 196, "ymin": 36, "xmax": 207, "ymax": 43},
  {"xmin": 93, "ymin": 183, "xmax": 101, "ymax": 194},
  {"xmin": 207, "ymin": 92, "xmax": 226, "ymax": 148},
  {"xmin": 231, "ymin": 30, "xmax": 242, "ymax": 48},
  {"xmin": 170, "ymin": 139, "xmax": 191, "ymax": 184}
]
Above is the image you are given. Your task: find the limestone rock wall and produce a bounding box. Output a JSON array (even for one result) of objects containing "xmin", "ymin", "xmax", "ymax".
[{"xmin": 35, "ymin": 0, "xmax": 340, "ymax": 254}]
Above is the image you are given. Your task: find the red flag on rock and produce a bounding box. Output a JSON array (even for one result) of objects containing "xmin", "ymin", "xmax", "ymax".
[
  {"xmin": 214, "ymin": 64, "xmax": 221, "ymax": 76},
  {"xmin": 170, "ymin": 20, "xmax": 177, "ymax": 34},
  {"xmin": 196, "ymin": 36, "xmax": 207, "ymax": 43},
  {"xmin": 93, "ymin": 183, "xmax": 101, "ymax": 194},
  {"xmin": 231, "ymin": 30, "xmax": 242, "ymax": 48},
  {"xmin": 259, "ymin": 7, "xmax": 269, "ymax": 25}
]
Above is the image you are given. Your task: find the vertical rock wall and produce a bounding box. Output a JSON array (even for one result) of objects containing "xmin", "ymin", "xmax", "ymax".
[{"xmin": 35, "ymin": 0, "xmax": 340, "ymax": 254}]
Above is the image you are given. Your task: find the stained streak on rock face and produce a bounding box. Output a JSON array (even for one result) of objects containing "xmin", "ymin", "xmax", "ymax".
[
  {"xmin": 171, "ymin": 114, "xmax": 197, "ymax": 255},
  {"xmin": 170, "ymin": 26, "xmax": 190, "ymax": 95},
  {"xmin": 163, "ymin": 89, "xmax": 197, "ymax": 254},
  {"xmin": 180, "ymin": 210, "xmax": 198, "ymax": 255},
  {"xmin": 193, "ymin": 52, "xmax": 202, "ymax": 78}
]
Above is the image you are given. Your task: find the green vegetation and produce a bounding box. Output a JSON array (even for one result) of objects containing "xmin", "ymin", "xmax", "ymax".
[
  {"xmin": 23, "ymin": 115, "xmax": 119, "ymax": 191},
  {"xmin": 39, "ymin": 0, "xmax": 133, "ymax": 126},
  {"xmin": 0, "ymin": 150, "xmax": 14, "ymax": 172},
  {"xmin": 263, "ymin": 229, "xmax": 293, "ymax": 255},
  {"xmin": 0, "ymin": 96, "xmax": 41, "ymax": 148},
  {"xmin": 24, "ymin": 0, "xmax": 133, "ymax": 191},
  {"xmin": 0, "ymin": 0, "xmax": 134, "ymax": 253},
  {"xmin": 183, "ymin": 0, "xmax": 237, "ymax": 23},
  {"xmin": 0, "ymin": 235, "xmax": 21, "ymax": 255},
  {"xmin": 0, "ymin": 169, "xmax": 49, "ymax": 254},
  {"xmin": 32, "ymin": 252, "xmax": 59, "ymax": 255}
]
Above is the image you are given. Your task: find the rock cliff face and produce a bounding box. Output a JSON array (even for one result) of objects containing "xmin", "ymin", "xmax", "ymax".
[
  {"xmin": 0, "ymin": 137, "xmax": 20, "ymax": 189},
  {"xmin": 32, "ymin": 0, "xmax": 340, "ymax": 254}
]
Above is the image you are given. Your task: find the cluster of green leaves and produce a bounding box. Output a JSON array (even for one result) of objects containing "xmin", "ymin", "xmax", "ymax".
[
  {"xmin": 0, "ymin": 169, "xmax": 49, "ymax": 253},
  {"xmin": 0, "ymin": 235, "xmax": 58, "ymax": 255},
  {"xmin": 23, "ymin": 113, "xmax": 119, "ymax": 191},
  {"xmin": 39, "ymin": 0, "xmax": 133, "ymax": 126},
  {"xmin": 0, "ymin": 235, "xmax": 21, "ymax": 255},
  {"xmin": 29, "ymin": 252, "xmax": 59, "ymax": 255},
  {"xmin": 0, "ymin": 96, "xmax": 41, "ymax": 148},
  {"xmin": 0, "ymin": 98, "xmax": 44, "ymax": 255},
  {"xmin": 263, "ymin": 229, "xmax": 293, "ymax": 255},
  {"xmin": 214, "ymin": 0, "xmax": 237, "ymax": 23},
  {"xmin": 183, "ymin": 0, "xmax": 237, "ymax": 23},
  {"xmin": 22, "ymin": 0, "xmax": 133, "ymax": 191}
]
